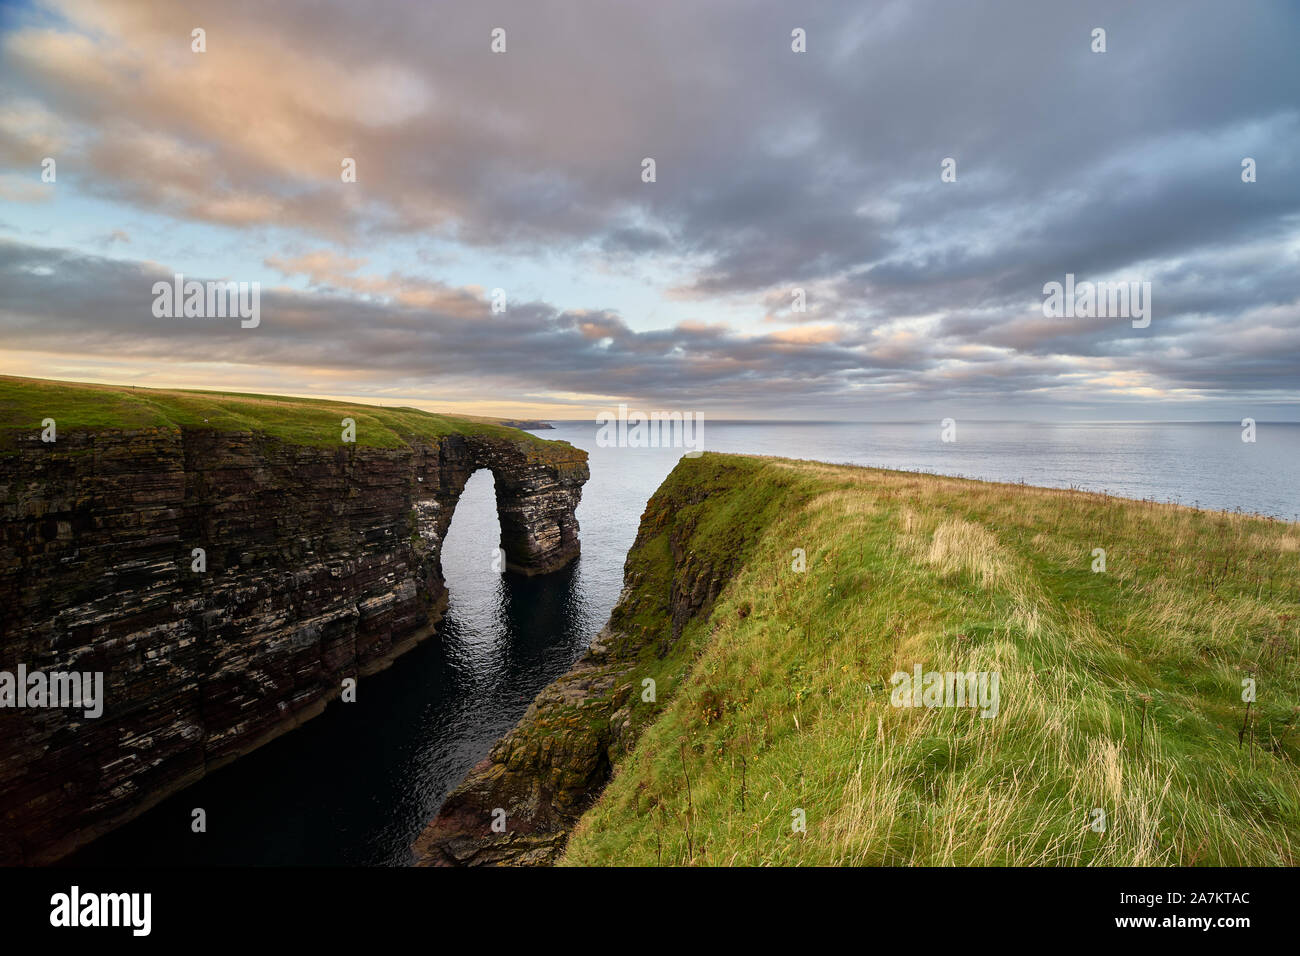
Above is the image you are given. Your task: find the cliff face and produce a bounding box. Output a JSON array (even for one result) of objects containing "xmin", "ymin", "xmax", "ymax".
[
  {"xmin": 412, "ymin": 455, "xmax": 783, "ymax": 866},
  {"xmin": 0, "ymin": 424, "xmax": 587, "ymax": 865}
]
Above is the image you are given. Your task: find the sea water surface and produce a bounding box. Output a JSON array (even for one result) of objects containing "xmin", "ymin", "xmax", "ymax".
[{"xmin": 67, "ymin": 421, "xmax": 1299, "ymax": 865}]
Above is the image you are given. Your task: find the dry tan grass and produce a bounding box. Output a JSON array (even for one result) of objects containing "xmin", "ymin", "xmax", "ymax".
[{"xmin": 925, "ymin": 518, "xmax": 1011, "ymax": 587}]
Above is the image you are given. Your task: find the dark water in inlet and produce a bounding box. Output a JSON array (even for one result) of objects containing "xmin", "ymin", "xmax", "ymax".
[{"xmin": 65, "ymin": 420, "xmax": 1299, "ymax": 865}]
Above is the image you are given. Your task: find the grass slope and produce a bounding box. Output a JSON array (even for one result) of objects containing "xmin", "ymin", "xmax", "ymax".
[
  {"xmin": 0, "ymin": 376, "xmax": 553, "ymax": 450},
  {"xmin": 563, "ymin": 454, "xmax": 1300, "ymax": 866}
]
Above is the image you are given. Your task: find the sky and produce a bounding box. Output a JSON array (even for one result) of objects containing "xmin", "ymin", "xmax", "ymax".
[{"xmin": 0, "ymin": 0, "xmax": 1297, "ymax": 420}]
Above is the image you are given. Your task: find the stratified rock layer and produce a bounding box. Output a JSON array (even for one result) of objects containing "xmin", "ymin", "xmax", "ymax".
[{"xmin": 0, "ymin": 426, "xmax": 587, "ymax": 864}]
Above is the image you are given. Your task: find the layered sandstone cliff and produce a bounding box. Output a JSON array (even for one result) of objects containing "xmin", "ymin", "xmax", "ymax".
[{"xmin": 0, "ymin": 409, "xmax": 587, "ymax": 865}]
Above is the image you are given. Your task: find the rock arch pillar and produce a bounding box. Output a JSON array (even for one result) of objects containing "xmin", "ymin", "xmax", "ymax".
[{"xmin": 466, "ymin": 436, "xmax": 588, "ymax": 575}]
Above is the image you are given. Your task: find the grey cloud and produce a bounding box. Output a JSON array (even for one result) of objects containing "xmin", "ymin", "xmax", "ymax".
[
  {"xmin": 1, "ymin": 0, "xmax": 1298, "ymax": 414},
  {"xmin": 4, "ymin": 239, "xmax": 1294, "ymax": 416}
]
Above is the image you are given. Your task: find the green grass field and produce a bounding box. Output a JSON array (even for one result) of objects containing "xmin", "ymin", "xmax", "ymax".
[
  {"xmin": 563, "ymin": 454, "xmax": 1300, "ymax": 866},
  {"xmin": 0, "ymin": 375, "xmax": 553, "ymax": 450}
]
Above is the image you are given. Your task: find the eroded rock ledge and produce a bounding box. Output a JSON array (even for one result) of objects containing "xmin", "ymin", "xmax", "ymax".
[{"xmin": 0, "ymin": 425, "xmax": 587, "ymax": 865}]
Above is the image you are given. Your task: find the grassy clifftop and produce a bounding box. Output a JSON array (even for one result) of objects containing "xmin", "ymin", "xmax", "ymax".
[
  {"xmin": 563, "ymin": 454, "xmax": 1300, "ymax": 865},
  {"xmin": 0, "ymin": 376, "xmax": 558, "ymax": 450}
]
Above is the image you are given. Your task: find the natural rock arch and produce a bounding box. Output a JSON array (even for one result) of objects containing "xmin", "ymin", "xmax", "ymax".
[{"xmin": 430, "ymin": 434, "xmax": 586, "ymax": 577}]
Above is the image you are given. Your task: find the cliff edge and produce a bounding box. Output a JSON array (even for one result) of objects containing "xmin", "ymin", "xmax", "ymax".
[
  {"xmin": 0, "ymin": 377, "xmax": 588, "ymax": 864},
  {"xmin": 413, "ymin": 454, "xmax": 804, "ymax": 864}
]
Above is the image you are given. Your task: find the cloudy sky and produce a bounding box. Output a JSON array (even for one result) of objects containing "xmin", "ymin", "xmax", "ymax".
[{"xmin": 1, "ymin": 0, "xmax": 1297, "ymax": 419}]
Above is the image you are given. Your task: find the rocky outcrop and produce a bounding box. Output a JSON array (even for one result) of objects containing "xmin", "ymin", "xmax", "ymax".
[
  {"xmin": 0, "ymin": 425, "xmax": 587, "ymax": 865},
  {"xmin": 495, "ymin": 420, "xmax": 554, "ymax": 431},
  {"xmin": 468, "ymin": 434, "xmax": 584, "ymax": 575},
  {"xmin": 412, "ymin": 461, "xmax": 746, "ymax": 866}
]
